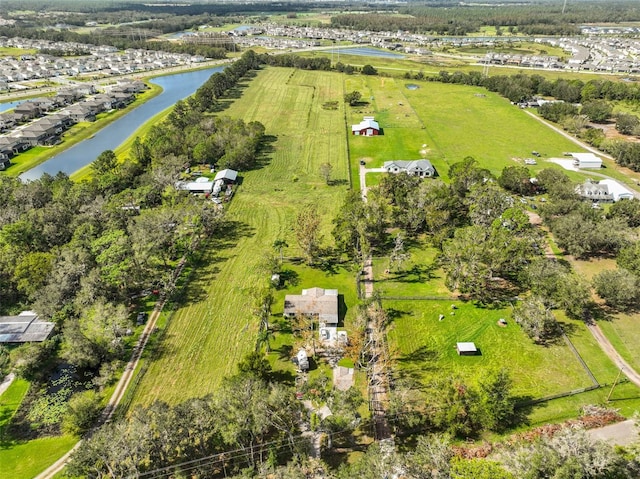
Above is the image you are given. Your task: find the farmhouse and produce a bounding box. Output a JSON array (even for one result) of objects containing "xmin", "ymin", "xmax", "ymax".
[
  {"xmin": 576, "ymin": 179, "xmax": 634, "ymax": 202},
  {"xmin": 0, "ymin": 311, "xmax": 54, "ymax": 343},
  {"xmin": 284, "ymin": 287, "xmax": 339, "ymax": 342},
  {"xmin": 456, "ymin": 342, "xmax": 478, "ymax": 356},
  {"xmin": 598, "ymin": 179, "xmax": 635, "ymax": 202},
  {"xmin": 383, "ymin": 159, "xmax": 436, "ymax": 177},
  {"xmin": 571, "ymin": 152, "xmax": 602, "ymax": 169},
  {"xmin": 351, "ymin": 116, "xmax": 380, "ymax": 136}
]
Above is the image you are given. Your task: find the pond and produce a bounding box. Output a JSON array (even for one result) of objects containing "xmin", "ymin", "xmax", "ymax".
[
  {"xmin": 20, "ymin": 66, "xmax": 224, "ymax": 181},
  {"xmin": 405, "ymin": 84, "xmax": 419, "ymax": 90},
  {"xmin": 0, "ymin": 99, "xmax": 26, "ymax": 113}
]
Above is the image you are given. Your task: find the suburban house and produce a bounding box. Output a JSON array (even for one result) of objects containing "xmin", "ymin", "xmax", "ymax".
[
  {"xmin": 351, "ymin": 116, "xmax": 380, "ymax": 136},
  {"xmin": 284, "ymin": 287, "xmax": 339, "ymax": 342},
  {"xmin": 576, "ymin": 179, "xmax": 634, "ymax": 203},
  {"xmin": 383, "ymin": 159, "xmax": 436, "ymax": 177},
  {"xmin": 0, "ymin": 135, "xmax": 29, "ymax": 155},
  {"xmin": 14, "ymin": 101, "xmax": 42, "ymax": 119},
  {"xmin": 0, "ymin": 157, "xmax": 9, "ymax": 170},
  {"xmin": 0, "ymin": 311, "xmax": 55, "ymax": 343},
  {"xmin": 571, "ymin": 152, "xmax": 603, "ymax": 169}
]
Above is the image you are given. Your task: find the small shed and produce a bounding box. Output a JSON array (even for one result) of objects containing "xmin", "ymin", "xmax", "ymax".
[{"xmin": 456, "ymin": 342, "xmax": 478, "ymax": 356}]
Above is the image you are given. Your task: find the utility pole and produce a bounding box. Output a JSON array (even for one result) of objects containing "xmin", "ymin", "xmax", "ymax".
[{"xmin": 607, "ymin": 367, "xmax": 623, "ymax": 402}]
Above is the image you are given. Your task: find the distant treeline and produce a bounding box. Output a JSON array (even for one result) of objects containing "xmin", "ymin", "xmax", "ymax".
[{"xmin": 331, "ymin": 1, "xmax": 640, "ymax": 36}]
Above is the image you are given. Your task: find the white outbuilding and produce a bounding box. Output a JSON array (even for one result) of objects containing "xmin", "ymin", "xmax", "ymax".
[{"xmin": 571, "ymin": 152, "xmax": 602, "ymax": 169}]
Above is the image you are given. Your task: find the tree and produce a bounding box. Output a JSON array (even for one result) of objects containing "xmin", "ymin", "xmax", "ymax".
[
  {"xmin": 428, "ymin": 375, "xmax": 485, "ymax": 437},
  {"xmin": 237, "ymin": 350, "xmax": 272, "ymax": 379},
  {"xmin": 512, "ymin": 296, "xmax": 559, "ymax": 344},
  {"xmin": 608, "ymin": 198, "xmax": 640, "ymax": 227},
  {"xmin": 593, "ymin": 268, "xmax": 639, "ymax": 312},
  {"xmin": 451, "ymin": 458, "xmax": 514, "ymax": 479},
  {"xmin": 581, "ymin": 100, "xmax": 612, "ymax": 123},
  {"xmin": 0, "ymin": 345, "xmax": 10, "ymax": 378},
  {"xmin": 617, "ymin": 241, "xmax": 640, "ymax": 276},
  {"xmin": 479, "ymin": 368, "xmax": 516, "ymax": 432},
  {"xmin": 344, "ymin": 90, "xmax": 362, "ymax": 106},
  {"xmin": 91, "ymin": 150, "xmax": 118, "ymax": 175},
  {"xmin": 562, "ymin": 114, "xmax": 590, "ymax": 135},
  {"xmin": 272, "ymin": 238, "xmax": 289, "ymax": 263},
  {"xmin": 403, "ymin": 434, "xmax": 453, "ymax": 478},
  {"xmin": 498, "ymin": 165, "xmax": 535, "ymax": 196},
  {"xmin": 389, "ymin": 233, "xmax": 410, "ymax": 272},
  {"xmin": 504, "ymin": 427, "xmax": 629, "ymax": 479},
  {"xmin": 448, "ymin": 157, "xmax": 493, "ymax": 197},
  {"xmin": 295, "ymin": 204, "xmax": 322, "ymax": 265},
  {"xmin": 361, "ymin": 64, "xmax": 377, "ymax": 75},
  {"xmin": 616, "ymin": 113, "xmax": 640, "ymax": 135},
  {"xmin": 62, "ymin": 389, "xmax": 104, "ymax": 435},
  {"xmin": 319, "ymin": 162, "xmax": 333, "ymax": 184}
]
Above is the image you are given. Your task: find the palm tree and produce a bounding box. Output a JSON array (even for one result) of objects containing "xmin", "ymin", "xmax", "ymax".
[{"xmin": 272, "ymin": 239, "xmax": 288, "ymax": 263}]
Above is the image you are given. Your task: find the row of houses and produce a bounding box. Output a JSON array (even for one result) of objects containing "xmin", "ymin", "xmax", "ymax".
[
  {"xmin": 0, "ymin": 79, "xmax": 145, "ymax": 168},
  {"xmin": 0, "ymin": 37, "xmax": 207, "ymax": 89}
]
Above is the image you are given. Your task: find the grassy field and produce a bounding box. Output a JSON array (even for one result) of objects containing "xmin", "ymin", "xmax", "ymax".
[
  {"xmin": 386, "ymin": 300, "xmax": 593, "ymax": 397},
  {"xmin": 0, "ymin": 378, "xmax": 78, "ymax": 479},
  {"xmin": 344, "ymin": 75, "xmax": 587, "ymax": 180},
  {"xmin": 386, "ymin": 299, "xmax": 640, "ymax": 418},
  {"xmin": 372, "ymin": 239, "xmax": 452, "ymax": 298},
  {"xmin": 130, "ymin": 67, "xmax": 351, "ymax": 406}
]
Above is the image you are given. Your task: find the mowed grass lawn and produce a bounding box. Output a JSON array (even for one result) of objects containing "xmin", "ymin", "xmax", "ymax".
[
  {"xmin": 130, "ymin": 68, "xmax": 351, "ymax": 406},
  {"xmin": 387, "ymin": 300, "xmax": 603, "ymax": 399},
  {"xmin": 344, "ymin": 75, "xmax": 584, "ymax": 180},
  {"xmin": 0, "ymin": 379, "xmax": 78, "ymax": 479}
]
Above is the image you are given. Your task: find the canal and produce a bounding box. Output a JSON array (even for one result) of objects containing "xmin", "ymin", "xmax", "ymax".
[{"xmin": 20, "ymin": 66, "xmax": 224, "ymax": 181}]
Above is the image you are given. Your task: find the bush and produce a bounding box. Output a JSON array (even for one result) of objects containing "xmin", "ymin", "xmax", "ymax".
[{"xmin": 62, "ymin": 389, "xmax": 104, "ymax": 435}]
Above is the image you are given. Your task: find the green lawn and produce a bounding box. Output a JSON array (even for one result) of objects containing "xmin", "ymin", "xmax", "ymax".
[
  {"xmin": 0, "ymin": 378, "xmax": 78, "ymax": 479},
  {"xmin": 129, "ymin": 68, "xmax": 351, "ymax": 406},
  {"xmin": 0, "ymin": 435, "xmax": 78, "ymax": 479},
  {"xmin": 387, "ymin": 300, "xmax": 601, "ymax": 398},
  {"xmin": 599, "ymin": 313, "xmax": 640, "ymax": 373},
  {"xmin": 372, "ymin": 240, "xmax": 452, "ymax": 298},
  {"xmin": 0, "ymin": 378, "xmax": 29, "ymax": 429}
]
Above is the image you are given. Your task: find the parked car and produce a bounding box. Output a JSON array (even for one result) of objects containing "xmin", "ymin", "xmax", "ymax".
[{"xmin": 136, "ymin": 311, "xmax": 148, "ymax": 325}]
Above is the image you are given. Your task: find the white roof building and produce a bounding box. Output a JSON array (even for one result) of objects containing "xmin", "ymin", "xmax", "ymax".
[
  {"xmin": 571, "ymin": 152, "xmax": 602, "ymax": 169},
  {"xmin": 598, "ymin": 179, "xmax": 635, "ymax": 202}
]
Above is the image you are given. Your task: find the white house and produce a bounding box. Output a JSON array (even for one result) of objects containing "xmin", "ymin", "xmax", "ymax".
[
  {"xmin": 571, "ymin": 152, "xmax": 603, "ymax": 169},
  {"xmin": 598, "ymin": 179, "xmax": 635, "ymax": 202},
  {"xmin": 383, "ymin": 159, "xmax": 436, "ymax": 177}
]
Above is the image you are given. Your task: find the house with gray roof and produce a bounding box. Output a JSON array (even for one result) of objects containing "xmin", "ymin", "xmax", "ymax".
[
  {"xmin": 284, "ymin": 287, "xmax": 339, "ymax": 342},
  {"xmin": 0, "ymin": 311, "xmax": 54, "ymax": 343},
  {"xmin": 384, "ymin": 159, "xmax": 436, "ymax": 178}
]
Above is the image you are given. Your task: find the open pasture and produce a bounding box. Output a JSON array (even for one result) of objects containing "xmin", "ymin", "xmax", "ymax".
[
  {"xmin": 130, "ymin": 68, "xmax": 350, "ymax": 406},
  {"xmin": 387, "ymin": 300, "xmax": 608, "ymax": 398},
  {"xmin": 345, "ymin": 75, "xmax": 585, "ymax": 180}
]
